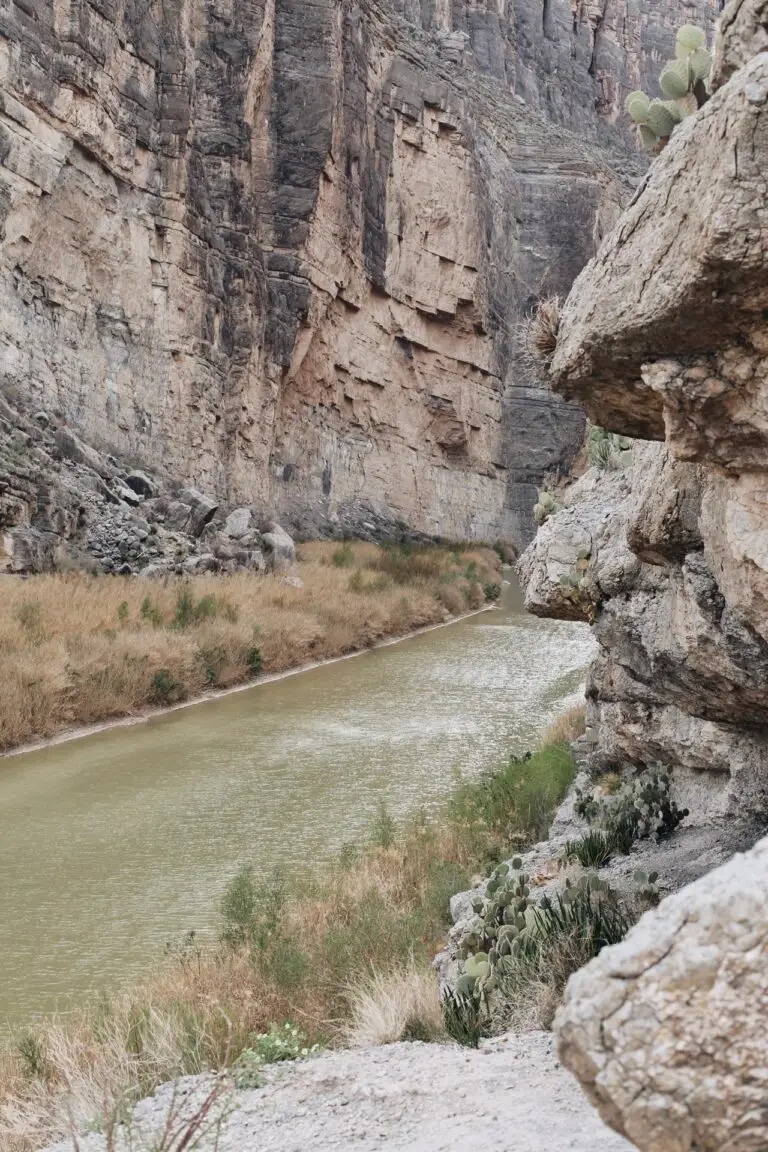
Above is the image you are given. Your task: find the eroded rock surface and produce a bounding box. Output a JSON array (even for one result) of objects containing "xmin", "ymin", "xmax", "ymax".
[
  {"xmin": 557, "ymin": 834, "xmax": 768, "ymax": 1152},
  {"xmin": 0, "ymin": 0, "xmax": 717, "ymax": 552},
  {"xmin": 518, "ymin": 4, "xmax": 768, "ymax": 1146},
  {"xmin": 520, "ymin": 0, "xmax": 768, "ymax": 826}
]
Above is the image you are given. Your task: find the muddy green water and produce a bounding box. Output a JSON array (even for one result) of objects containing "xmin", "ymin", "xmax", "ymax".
[{"xmin": 0, "ymin": 578, "xmax": 594, "ymax": 1026}]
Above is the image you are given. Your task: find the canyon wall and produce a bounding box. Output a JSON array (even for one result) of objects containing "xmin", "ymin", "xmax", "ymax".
[
  {"xmin": 0, "ymin": 0, "xmax": 716, "ymax": 557},
  {"xmin": 520, "ymin": 1, "xmax": 768, "ymax": 825}
]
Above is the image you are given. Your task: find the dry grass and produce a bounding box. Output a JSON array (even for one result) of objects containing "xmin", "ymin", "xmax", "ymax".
[
  {"xmin": 539, "ymin": 705, "xmax": 586, "ymax": 748},
  {"xmin": 519, "ymin": 295, "xmax": 562, "ymax": 379},
  {"xmin": 343, "ymin": 964, "xmax": 446, "ymax": 1048},
  {"xmin": 0, "ymin": 732, "xmax": 576, "ymax": 1150},
  {"xmin": 0, "ymin": 543, "xmax": 500, "ymax": 753}
]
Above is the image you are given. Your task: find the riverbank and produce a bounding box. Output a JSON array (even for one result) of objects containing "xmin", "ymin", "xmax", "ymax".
[
  {"xmin": 0, "ymin": 710, "xmax": 583, "ymax": 1150},
  {"xmin": 0, "ymin": 542, "xmax": 500, "ymax": 755}
]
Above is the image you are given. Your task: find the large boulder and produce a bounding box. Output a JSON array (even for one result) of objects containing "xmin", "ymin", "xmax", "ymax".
[
  {"xmin": 556, "ymin": 833, "xmax": 768, "ymax": 1152},
  {"xmin": 261, "ymin": 522, "xmax": 296, "ymax": 570},
  {"xmin": 8, "ymin": 526, "xmax": 56, "ymax": 572},
  {"xmin": 180, "ymin": 489, "xmax": 219, "ymax": 537},
  {"xmin": 224, "ymin": 507, "xmax": 253, "ymax": 539},
  {"xmin": 54, "ymin": 429, "xmax": 115, "ymax": 479}
]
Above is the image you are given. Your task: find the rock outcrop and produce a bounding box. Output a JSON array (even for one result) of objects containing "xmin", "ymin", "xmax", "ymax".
[
  {"xmin": 0, "ymin": 0, "xmax": 717, "ymax": 556},
  {"xmin": 557, "ymin": 833, "xmax": 768, "ymax": 1152},
  {"xmin": 517, "ymin": 2, "xmax": 768, "ymax": 1145},
  {"xmin": 519, "ymin": 0, "xmax": 768, "ymax": 827}
]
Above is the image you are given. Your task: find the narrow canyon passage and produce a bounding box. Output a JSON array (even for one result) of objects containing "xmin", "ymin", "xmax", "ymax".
[{"xmin": 0, "ymin": 578, "xmax": 593, "ymax": 1026}]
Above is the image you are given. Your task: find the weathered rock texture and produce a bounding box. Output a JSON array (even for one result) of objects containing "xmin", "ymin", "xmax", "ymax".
[
  {"xmin": 520, "ymin": 0, "xmax": 768, "ymax": 827},
  {"xmin": 519, "ymin": 4, "xmax": 768, "ymax": 1144},
  {"xmin": 557, "ymin": 833, "xmax": 768, "ymax": 1152},
  {"xmin": 0, "ymin": 0, "xmax": 717, "ymax": 554}
]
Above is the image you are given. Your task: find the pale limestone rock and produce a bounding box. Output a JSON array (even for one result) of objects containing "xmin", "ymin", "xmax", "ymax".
[
  {"xmin": 557, "ymin": 834, "xmax": 768, "ymax": 1152},
  {"xmin": 712, "ymin": 0, "xmax": 768, "ymax": 89},
  {"xmin": 224, "ymin": 508, "xmax": 253, "ymax": 540},
  {"xmin": 262, "ymin": 523, "xmax": 296, "ymax": 570}
]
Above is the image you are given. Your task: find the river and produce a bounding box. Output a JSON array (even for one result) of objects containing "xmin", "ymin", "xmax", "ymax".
[{"xmin": 0, "ymin": 577, "xmax": 594, "ymax": 1026}]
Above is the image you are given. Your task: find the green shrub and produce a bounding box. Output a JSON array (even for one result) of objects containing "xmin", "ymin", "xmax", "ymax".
[
  {"xmin": 221, "ymin": 866, "xmax": 286, "ymax": 951},
  {"xmin": 424, "ymin": 860, "xmax": 471, "ymax": 928},
  {"xmin": 199, "ymin": 645, "xmax": 225, "ymax": 684},
  {"xmin": 15, "ymin": 602, "xmax": 48, "ymax": 645},
  {"xmin": 16, "ymin": 1032, "xmax": 48, "ymax": 1080},
  {"xmin": 441, "ymin": 990, "xmax": 484, "ymax": 1048},
  {"xmin": 332, "ymin": 544, "xmax": 354, "ymax": 568},
  {"xmin": 563, "ymin": 829, "xmax": 614, "ymax": 869},
  {"xmin": 233, "ymin": 1021, "xmax": 319, "ymax": 1087},
  {"xmin": 140, "ymin": 595, "xmax": 164, "ymax": 627},
  {"xmin": 371, "ymin": 801, "xmax": 396, "ymax": 849},
  {"xmin": 450, "ymin": 743, "xmax": 575, "ymax": 861},
  {"xmin": 483, "ymin": 582, "xmax": 501, "ymax": 602},
  {"xmin": 151, "ymin": 670, "xmax": 184, "ymax": 704},
  {"xmin": 117, "ymin": 601, "xmax": 130, "ymax": 625}
]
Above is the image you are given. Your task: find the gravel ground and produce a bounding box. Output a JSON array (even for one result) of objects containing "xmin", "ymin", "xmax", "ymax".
[{"xmin": 47, "ymin": 1033, "xmax": 632, "ymax": 1152}]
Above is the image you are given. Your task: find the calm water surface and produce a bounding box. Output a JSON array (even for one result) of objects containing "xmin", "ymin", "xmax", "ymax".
[{"xmin": 0, "ymin": 577, "xmax": 594, "ymax": 1025}]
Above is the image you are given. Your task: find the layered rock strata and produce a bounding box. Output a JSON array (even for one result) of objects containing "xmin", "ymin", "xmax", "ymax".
[
  {"xmin": 517, "ymin": 3, "xmax": 768, "ymax": 1145},
  {"xmin": 0, "ymin": 0, "xmax": 716, "ymax": 559},
  {"xmin": 520, "ymin": 1, "xmax": 768, "ymax": 825}
]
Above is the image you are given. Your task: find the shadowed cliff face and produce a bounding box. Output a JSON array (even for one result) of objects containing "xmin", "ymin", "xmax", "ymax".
[{"xmin": 0, "ymin": 0, "xmax": 716, "ymax": 547}]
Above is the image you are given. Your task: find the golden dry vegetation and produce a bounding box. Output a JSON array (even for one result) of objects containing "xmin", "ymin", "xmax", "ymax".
[{"xmin": 0, "ymin": 542, "xmax": 500, "ymax": 753}]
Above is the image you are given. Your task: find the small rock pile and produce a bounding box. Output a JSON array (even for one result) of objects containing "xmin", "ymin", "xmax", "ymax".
[{"xmin": 0, "ymin": 389, "xmax": 296, "ymax": 578}]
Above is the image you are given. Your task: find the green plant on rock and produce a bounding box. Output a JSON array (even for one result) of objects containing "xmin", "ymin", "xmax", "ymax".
[
  {"xmin": 625, "ymin": 25, "xmax": 712, "ymax": 152},
  {"xmin": 457, "ymin": 859, "xmax": 536, "ymax": 988},
  {"xmin": 633, "ymin": 868, "xmax": 661, "ymax": 905},
  {"xmin": 441, "ymin": 988, "xmax": 484, "ymax": 1048},
  {"xmin": 575, "ymin": 767, "xmax": 689, "ymax": 864},
  {"xmin": 563, "ymin": 828, "xmax": 614, "ymax": 869},
  {"xmin": 533, "ymin": 489, "xmax": 562, "ymax": 526},
  {"xmin": 586, "ymin": 426, "xmax": 634, "ymax": 471}
]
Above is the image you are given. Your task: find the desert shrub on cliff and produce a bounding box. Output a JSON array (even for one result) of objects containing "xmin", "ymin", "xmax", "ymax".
[
  {"xmin": 626, "ymin": 24, "xmax": 711, "ymax": 151},
  {"xmin": 565, "ymin": 768, "xmax": 689, "ymax": 869},
  {"xmin": 519, "ymin": 296, "xmax": 561, "ymax": 378},
  {"xmin": 586, "ymin": 426, "xmax": 633, "ymax": 470}
]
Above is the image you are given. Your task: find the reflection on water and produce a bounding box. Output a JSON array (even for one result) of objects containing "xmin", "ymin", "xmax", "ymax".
[{"xmin": 0, "ymin": 576, "xmax": 595, "ymax": 1024}]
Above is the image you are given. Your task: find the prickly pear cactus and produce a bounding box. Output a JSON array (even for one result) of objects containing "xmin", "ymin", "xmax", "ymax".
[
  {"xmin": 533, "ymin": 489, "xmax": 562, "ymax": 526},
  {"xmin": 457, "ymin": 858, "xmax": 537, "ymax": 998},
  {"xmin": 625, "ymin": 24, "xmax": 712, "ymax": 152}
]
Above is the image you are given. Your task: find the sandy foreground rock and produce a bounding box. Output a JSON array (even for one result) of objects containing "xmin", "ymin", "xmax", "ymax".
[
  {"xmin": 557, "ymin": 834, "xmax": 768, "ymax": 1152},
  {"xmin": 45, "ymin": 1034, "xmax": 631, "ymax": 1152}
]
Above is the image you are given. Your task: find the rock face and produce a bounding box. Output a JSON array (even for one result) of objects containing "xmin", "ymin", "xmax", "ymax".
[
  {"xmin": 519, "ymin": 0, "xmax": 768, "ymax": 826},
  {"xmin": 0, "ymin": 0, "xmax": 717, "ymax": 552},
  {"xmin": 557, "ymin": 833, "xmax": 768, "ymax": 1152},
  {"xmin": 518, "ymin": 3, "xmax": 768, "ymax": 1145}
]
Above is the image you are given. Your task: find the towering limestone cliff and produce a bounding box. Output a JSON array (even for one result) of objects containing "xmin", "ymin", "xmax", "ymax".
[{"xmin": 0, "ymin": 0, "xmax": 717, "ymax": 565}]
